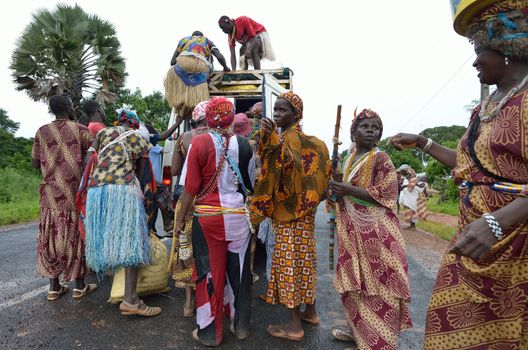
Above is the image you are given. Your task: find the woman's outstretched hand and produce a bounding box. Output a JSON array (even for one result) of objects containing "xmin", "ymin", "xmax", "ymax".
[{"xmin": 389, "ymin": 133, "xmax": 425, "ymax": 150}]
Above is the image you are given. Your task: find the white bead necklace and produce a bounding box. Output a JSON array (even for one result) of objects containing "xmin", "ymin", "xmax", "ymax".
[{"xmin": 479, "ymin": 73, "xmax": 528, "ymax": 122}]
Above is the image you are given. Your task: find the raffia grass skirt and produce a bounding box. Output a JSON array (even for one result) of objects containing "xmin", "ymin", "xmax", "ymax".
[
  {"xmin": 164, "ymin": 55, "xmax": 209, "ymax": 117},
  {"xmin": 85, "ymin": 182, "xmax": 150, "ymax": 273}
]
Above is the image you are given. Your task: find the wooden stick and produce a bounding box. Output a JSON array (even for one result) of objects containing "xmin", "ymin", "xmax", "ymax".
[{"xmin": 329, "ymin": 105, "xmax": 342, "ymax": 270}]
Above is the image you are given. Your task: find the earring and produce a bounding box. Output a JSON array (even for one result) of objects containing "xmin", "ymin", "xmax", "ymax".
[{"xmin": 505, "ymin": 56, "xmax": 509, "ymax": 66}]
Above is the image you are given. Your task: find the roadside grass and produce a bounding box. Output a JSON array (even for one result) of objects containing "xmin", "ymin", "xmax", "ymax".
[
  {"xmin": 426, "ymin": 194, "xmax": 459, "ymax": 216},
  {"xmin": 0, "ymin": 168, "xmax": 40, "ymax": 226},
  {"xmin": 416, "ymin": 220, "xmax": 456, "ymax": 241}
]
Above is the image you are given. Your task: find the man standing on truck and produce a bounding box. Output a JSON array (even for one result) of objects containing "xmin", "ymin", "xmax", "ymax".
[
  {"xmin": 218, "ymin": 16, "xmax": 275, "ymax": 70},
  {"xmin": 164, "ymin": 31, "xmax": 230, "ymax": 119}
]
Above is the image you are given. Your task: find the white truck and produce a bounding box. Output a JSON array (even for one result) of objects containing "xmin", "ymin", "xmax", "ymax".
[{"xmin": 160, "ymin": 68, "xmax": 294, "ymax": 195}]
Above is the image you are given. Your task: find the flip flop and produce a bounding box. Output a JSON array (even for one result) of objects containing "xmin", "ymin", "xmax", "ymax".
[
  {"xmin": 300, "ymin": 311, "xmax": 320, "ymax": 326},
  {"xmin": 72, "ymin": 283, "xmax": 97, "ymax": 299},
  {"xmin": 332, "ymin": 328, "xmax": 355, "ymax": 342},
  {"xmin": 47, "ymin": 285, "xmax": 69, "ymax": 301},
  {"xmin": 183, "ymin": 304, "xmax": 195, "ymax": 318},
  {"xmin": 119, "ymin": 300, "xmax": 161, "ymax": 317},
  {"xmin": 267, "ymin": 325, "xmax": 304, "ymax": 342},
  {"xmin": 258, "ymin": 294, "xmax": 267, "ymax": 302}
]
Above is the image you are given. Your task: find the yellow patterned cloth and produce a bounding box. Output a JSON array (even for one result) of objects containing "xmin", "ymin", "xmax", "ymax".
[
  {"xmin": 248, "ymin": 122, "xmax": 330, "ymax": 223},
  {"xmin": 423, "ymin": 90, "xmax": 528, "ymax": 349},
  {"xmin": 265, "ymin": 213, "xmax": 317, "ymax": 308},
  {"xmin": 170, "ymin": 200, "xmax": 194, "ymax": 288}
]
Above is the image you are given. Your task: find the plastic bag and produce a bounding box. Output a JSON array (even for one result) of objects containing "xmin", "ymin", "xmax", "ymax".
[{"xmin": 108, "ymin": 235, "xmax": 171, "ymax": 304}]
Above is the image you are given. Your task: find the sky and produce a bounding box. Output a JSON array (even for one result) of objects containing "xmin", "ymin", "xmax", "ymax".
[{"xmin": 0, "ymin": 0, "xmax": 480, "ymax": 153}]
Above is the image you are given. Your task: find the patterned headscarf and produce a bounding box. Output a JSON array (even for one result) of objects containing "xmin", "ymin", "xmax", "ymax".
[
  {"xmin": 116, "ymin": 107, "xmax": 141, "ymax": 129},
  {"xmin": 205, "ymin": 97, "xmax": 235, "ymax": 131},
  {"xmin": 192, "ymin": 101, "xmax": 209, "ymax": 122},
  {"xmin": 279, "ymin": 91, "xmax": 303, "ymax": 120},
  {"xmin": 478, "ymin": 0, "xmax": 528, "ymax": 22},
  {"xmin": 250, "ymin": 102, "xmax": 263, "ymax": 118},
  {"xmin": 350, "ymin": 108, "xmax": 383, "ymax": 140}
]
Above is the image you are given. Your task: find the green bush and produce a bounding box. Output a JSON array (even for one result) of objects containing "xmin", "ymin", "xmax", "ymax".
[{"xmin": 0, "ymin": 167, "xmax": 41, "ymax": 225}]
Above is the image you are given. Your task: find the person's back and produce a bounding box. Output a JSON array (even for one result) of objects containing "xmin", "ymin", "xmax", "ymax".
[
  {"xmin": 32, "ymin": 95, "xmax": 96, "ymax": 301},
  {"xmin": 34, "ymin": 120, "xmax": 92, "ymax": 210}
]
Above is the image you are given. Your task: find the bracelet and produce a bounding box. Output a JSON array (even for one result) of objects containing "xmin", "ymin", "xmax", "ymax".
[
  {"xmin": 422, "ymin": 138, "xmax": 433, "ymax": 152},
  {"xmin": 482, "ymin": 212, "xmax": 504, "ymax": 240}
]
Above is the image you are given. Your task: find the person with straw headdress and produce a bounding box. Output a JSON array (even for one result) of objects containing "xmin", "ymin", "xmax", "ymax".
[
  {"xmin": 174, "ymin": 97, "xmax": 256, "ymax": 347},
  {"xmin": 164, "ymin": 31, "xmax": 230, "ymax": 119},
  {"xmin": 329, "ymin": 108, "xmax": 412, "ymax": 350},
  {"xmin": 391, "ymin": 1, "xmax": 528, "ymax": 348},
  {"xmin": 248, "ymin": 91, "xmax": 330, "ymax": 342}
]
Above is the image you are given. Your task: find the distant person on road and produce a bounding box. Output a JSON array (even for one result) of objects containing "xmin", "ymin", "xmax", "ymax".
[
  {"xmin": 174, "ymin": 97, "xmax": 255, "ymax": 346},
  {"xmin": 328, "ymin": 109, "xmax": 412, "ymax": 350},
  {"xmin": 248, "ymin": 91, "xmax": 330, "ymax": 342},
  {"xmin": 169, "ymin": 100, "xmax": 210, "ymax": 318},
  {"xmin": 390, "ymin": 2, "xmax": 528, "ymax": 347},
  {"xmin": 31, "ymin": 95, "xmax": 97, "ymax": 301},
  {"xmin": 83, "ymin": 100, "xmax": 106, "ymax": 136},
  {"xmin": 218, "ymin": 15, "xmax": 275, "ymax": 70},
  {"xmin": 398, "ymin": 166, "xmax": 422, "ymax": 230},
  {"xmin": 165, "ymin": 31, "xmax": 230, "ymax": 119},
  {"xmin": 84, "ymin": 108, "xmax": 161, "ymax": 317}
]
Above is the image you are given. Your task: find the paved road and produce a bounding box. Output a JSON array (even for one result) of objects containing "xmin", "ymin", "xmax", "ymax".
[{"xmin": 0, "ymin": 209, "xmax": 443, "ymax": 349}]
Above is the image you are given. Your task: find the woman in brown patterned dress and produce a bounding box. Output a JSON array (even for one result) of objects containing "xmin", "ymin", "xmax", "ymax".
[{"xmin": 31, "ymin": 95, "xmax": 97, "ymax": 300}]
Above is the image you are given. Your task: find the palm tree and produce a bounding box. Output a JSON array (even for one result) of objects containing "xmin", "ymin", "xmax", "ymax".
[{"xmin": 10, "ymin": 4, "xmax": 126, "ymax": 114}]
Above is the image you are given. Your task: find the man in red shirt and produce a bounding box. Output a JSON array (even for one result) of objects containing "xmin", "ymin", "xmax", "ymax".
[
  {"xmin": 83, "ymin": 100, "xmax": 106, "ymax": 136},
  {"xmin": 218, "ymin": 15, "xmax": 275, "ymax": 70}
]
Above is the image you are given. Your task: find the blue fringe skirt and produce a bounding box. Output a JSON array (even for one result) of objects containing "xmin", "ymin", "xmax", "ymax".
[{"xmin": 85, "ymin": 181, "xmax": 150, "ymax": 273}]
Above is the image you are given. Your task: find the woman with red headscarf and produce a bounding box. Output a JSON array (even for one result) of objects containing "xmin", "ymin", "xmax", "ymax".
[
  {"xmin": 175, "ymin": 97, "xmax": 256, "ymax": 347},
  {"xmin": 329, "ymin": 109, "xmax": 412, "ymax": 350}
]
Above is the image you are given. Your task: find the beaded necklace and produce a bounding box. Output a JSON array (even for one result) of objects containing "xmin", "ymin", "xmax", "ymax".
[{"xmin": 479, "ymin": 73, "xmax": 528, "ymax": 122}]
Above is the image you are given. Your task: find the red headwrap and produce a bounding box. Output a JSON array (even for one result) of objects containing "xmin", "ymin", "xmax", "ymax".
[
  {"xmin": 205, "ymin": 97, "xmax": 235, "ymax": 131},
  {"xmin": 351, "ymin": 108, "xmax": 383, "ymax": 139}
]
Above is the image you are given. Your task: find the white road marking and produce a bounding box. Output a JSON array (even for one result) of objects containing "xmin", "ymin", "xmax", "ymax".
[{"xmin": 0, "ymin": 285, "xmax": 48, "ymax": 311}]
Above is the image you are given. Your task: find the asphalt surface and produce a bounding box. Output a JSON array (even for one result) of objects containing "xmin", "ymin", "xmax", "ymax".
[{"xmin": 0, "ymin": 208, "xmax": 441, "ymax": 350}]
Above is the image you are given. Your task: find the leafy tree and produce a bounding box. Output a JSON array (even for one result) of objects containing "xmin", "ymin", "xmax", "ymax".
[
  {"xmin": 10, "ymin": 4, "xmax": 126, "ymax": 114},
  {"xmin": 101, "ymin": 88, "xmax": 171, "ymax": 132},
  {"xmin": 0, "ymin": 109, "xmax": 20, "ymax": 134},
  {"xmin": 0, "ymin": 109, "xmax": 35, "ymax": 173}
]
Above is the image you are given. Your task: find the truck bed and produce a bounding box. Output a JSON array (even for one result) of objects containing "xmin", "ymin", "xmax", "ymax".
[{"xmin": 208, "ymin": 68, "xmax": 293, "ymax": 96}]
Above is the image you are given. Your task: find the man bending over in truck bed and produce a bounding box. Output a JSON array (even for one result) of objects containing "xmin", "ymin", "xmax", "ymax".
[{"xmin": 218, "ymin": 16, "xmax": 275, "ymax": 70}]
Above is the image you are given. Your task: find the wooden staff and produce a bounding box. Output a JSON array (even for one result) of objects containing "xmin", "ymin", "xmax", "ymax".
[{"xmin": 329, "ymin": 105, "xmax": 342, "ymax": 270}]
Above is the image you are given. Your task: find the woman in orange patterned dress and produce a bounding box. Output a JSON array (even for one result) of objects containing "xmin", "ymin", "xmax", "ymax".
[
  {"xmin": 329, "ymin": 109, "xmax": 412, "ymax": 350},
  {"xmin": 391, "ymin": 2, "xmax": 528, "ymax": 348},
  {"xmin": 249, "ymin": 91, "xmax": 330, "ymax": 342}
]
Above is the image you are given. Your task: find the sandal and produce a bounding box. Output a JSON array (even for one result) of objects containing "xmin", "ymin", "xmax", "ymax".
[
  {"xmin": 72, "ymin": 283, "xmax": 97, "ymax": 299},
  {"xmin": 47, "ymin": 285, "xmax": 69, "ymax": 301},
  {"xmin": 332, "ymin": 328, "xmax": 355, "ymax": 342},
  {"xmin": 119, "ymin": 300, "xmax": 161, "ymax": 317},
  {"xmin": 183, "ymin": 303, "xmax": 195, "ymax": 317},
  {"xmin": 300, "ymin": 311, "xmax": 320, "ymax": 326},
  {"xmin": 267, "ymin": 324, "xmax": 304, "ymax": 342}
]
